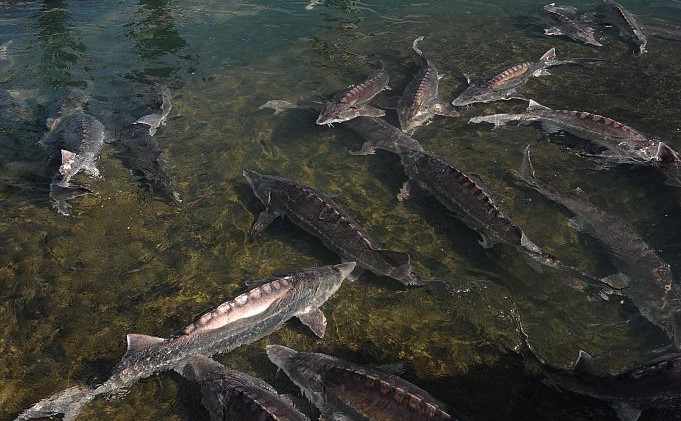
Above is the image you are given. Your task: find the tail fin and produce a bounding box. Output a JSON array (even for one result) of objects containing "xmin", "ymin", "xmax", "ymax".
[{"xmin": 15, "ymin": 386, "xmax": 96, "ymax": 421}]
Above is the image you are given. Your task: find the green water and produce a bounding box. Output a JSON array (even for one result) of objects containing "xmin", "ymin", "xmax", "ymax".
[{"xmin": 1, "ymin": 1, "xmax": 680, "ymax": 420}]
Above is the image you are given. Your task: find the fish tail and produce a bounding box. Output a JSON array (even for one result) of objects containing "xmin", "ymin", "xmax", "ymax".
[{"xmin": 15, "ymin": 385, "xmax": 96, "ymax": 421}]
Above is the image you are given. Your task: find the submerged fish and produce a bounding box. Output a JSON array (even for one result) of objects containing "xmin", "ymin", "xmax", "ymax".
[
  {"xmin": 644, "ymin": 21, "xmax": 681, "ymax": 41},
  {"xmin": 513, "ymin": 309, "xmax": 681, "ymax": 421},
  {"xmin": 469, "ymin": 99, "xmax": 661, "ymax": 164},
  {"xmin": 514, "ymin": 145, "xmax": 681, "ymax": 348},
  {"xmin": 267, "ymin": 344, "xmax": 465, "ymax": 421},
  {"xmin": 541, "ymin": 3, "xmax": 603, "ymax": 47},
  {"xmin": 134, "ymin": 84, "xmax": 172, "ymax": 136},
  {"xmin": 452, "ymin": 47, "xmax": 573, "ymax": 106},
  {"xmin": 0, "ymin": 88, "xmax": 32, "ymax": 125},
  {"xmin": 178, "ymin": 355, "xmax": 310, "ymax": 421},
  {"xmin": 15, "ymin": 263, "xmax": 354, "ymax": 421},
  {"xmin": 244, "ymin": 170, "xmax": 423, "ymax": 286},
  {"xmin": 397, "ymin": 36, "xmax": 459, "ymax": 133},
  {"xmin": 317, "ymin": 61, "xmax": 389, "ymax": 126},
  {"xmin": 602, "ymin": 0, "xmax": 647, "ymax": 54}
]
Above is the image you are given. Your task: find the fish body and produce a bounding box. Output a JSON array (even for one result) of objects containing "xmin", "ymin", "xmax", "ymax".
[
  {"xmin": 244, "ymin": 170, "xmax": 423, "ymax": 286},
  {"xmin": 345, "ymin": 115, "xmax": 424, "ymax": 155},
  {"xmin": 541, "ymin": 4, "xmax": 603, "ymax": 47},
  {"xmin": 316, "ymin": 61, "xmax": 389, "ymax": 126},
  {"xmin": 398, "ymin": 36, "xmax": 458, "ymax": 133},
  {"xmin": 470, "ymin": 100, "xmax": 659, "ymax": 163},
  {"xmin": 15, "ymin": 263, "xmax": 354, "ymax": 421},
  {"xmin": 645, "ymin": 22, "xmax": 681, "ymax": 41},
  {"xmin": 134, "ymin": 84, "xmax": 172, "ymax": 136},
  {"xmin": 267, "ymin": 345, "xmax": 463, "ymax": 421},
  {"xmin": 516, "ymin": 146, "xmax": 681, "ymax": 348},
  {"xmin": 179, "ymin": 355, "xmax": 310, "ymax": 421},
  {"xmin": 452, "ymin": 47, "xmax": 569, "ymax": 106},
  {"xmin": 602, "ymin": 0, "xmax": 647, "ymax": 54}
]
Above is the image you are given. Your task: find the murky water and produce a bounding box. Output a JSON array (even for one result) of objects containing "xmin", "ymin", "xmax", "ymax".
[{"xmin": 1, "ymin": 1, "xmax": 680, "ymax": 420}]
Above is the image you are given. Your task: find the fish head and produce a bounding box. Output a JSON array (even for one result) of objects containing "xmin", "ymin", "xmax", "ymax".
[
  {"xmin": 316, "ymin": 102, "xmax": 361, "ymax": 126},
  {"xmin": 391, "ymin": 263, "xmax": 424, "ymax": 286},
  {"xmin": 243, "ymin": 169, "xmax": 277, "ymax": 206},
  {"xmin": 451, "ymin": 84, "xmax": 498, "ymax": 107},
  {"xmin": 266, "ymin": 345, "xmax": 327, "ymax": 402},
  {"xmin": 294, "ymin": 262, "xmax": 355, "ymax": 308}
]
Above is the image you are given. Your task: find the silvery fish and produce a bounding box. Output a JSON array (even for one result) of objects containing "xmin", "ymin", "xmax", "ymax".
[
  {"xmin": 397, "ymin": 36, "xmax": 459, "ymax": 133},
  {"xmin": 14, "ymin": 263, "xmax": 354, "ymax": 421},
  {"xmin": 178, "ymin": 355, "xmax": 310, "ymax": 421},
  {"xmin": 514, "ymin": 145, "xmax": 681, "ymax": 348},
  {"xmin": 316, "ymin": 61, "xmax": 389, "ymax": 126},
  {"xmin": 244, "ymin": 170, "xmax": 423, "ymax": 286},
  {"xmin": 602, "ymin": 0, "xmax": 647, "ymax": 54},
  {"xmin": 513, "ymin": 309, "xmax": 681, "ymax": 421},
  {"xmin": 469, "ymin": 99, "xmax": 661, "ymax": 164},
  {"xmin": 134, "ymin": 84, "xmax": 172, "ymax": 136},
  {"xmin": 267, "ymin": 344, "xmax": 466, "ymax": 421},
  {"xmin": 452, "ymin": 47, "xmax": 573, "ymax": 106},
  {"xmin": 541, "ymin": 3, "xmax": 603, "ymax": 47}
]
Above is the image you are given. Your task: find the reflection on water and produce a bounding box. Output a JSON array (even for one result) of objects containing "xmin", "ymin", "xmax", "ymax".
[{"xmin": 0, "ymin": 1, "xmax": 680, "ymax": 420}]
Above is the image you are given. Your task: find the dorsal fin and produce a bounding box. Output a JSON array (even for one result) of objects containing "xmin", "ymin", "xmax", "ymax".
[
  {"xmin": 527, "ymin": 99, "xmax": 550, "ymax": 112},
  {"xmin": 378, "ymin": 249, "xmax": 410, "ymax": 266},
  {"xmin": 126, "ymin": 333, "xmax": 165, "ymax": 355},
  {"xmin": 539, "ymin": 47, "xmax": 556, "ymax": 61},
  {"xmin": 574, "ymin": 350, "xmax": 608, "ymax": 377}
]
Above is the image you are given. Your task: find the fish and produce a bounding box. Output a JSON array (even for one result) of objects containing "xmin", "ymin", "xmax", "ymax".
[
  {"xmin": 43, "ymin": 87, "xmax": 89, "ymax": 133},
  {"xmin": 0, "ymin": 88, "xmax": 33, "ymax": 125},
  {"xmin": 541, "ymin": 3, "xmax": 603, "ymax": 47},
  {"xmin": 267, "ymin": 344, "xmax": 465, "ymax": 421},
  {"xmin": 178, "ymin": 355, "xmax": 310, "ymax": 421},
  {"xmin": 316, "ymin": 61, "xmax": 389, "ymax": 126},
  {"xmin": 134, "ymin": 84, "xmax": 172, "ymax": 136},
  {"xmin": 514, "ymin": 145, "xmax": 681, "ymax": 348},
  {"xmin": 469, "ymin": 99, "xmax": 662, "ymax": 164},
  {"xmin": 305, "ymin": 0, "xmax": 321, "ymax": 10},
  {"xmin": 451, "ymin": 47, "xmax": 574, "ymax": 106},
  {"xmin": 243, "ymin": 170, "xmax": 423, "ymax": 286},
  {"xmin": 14, "ymin": 263, "xmax": 354, "ymax": 421},
  {"xmin": 602, "ymin": 0, "xmax": 647, "ymax": 54},
  {"xmin": 512, "ymin": 308, "xmax": 681, "ymax": 421},
  {"xmin": 397, "ymin": 36, "xmax": 459, "ymax": 133},
  {"xmin": 644, "ymin": 21, "xmax": 681, "ymax": 41}
]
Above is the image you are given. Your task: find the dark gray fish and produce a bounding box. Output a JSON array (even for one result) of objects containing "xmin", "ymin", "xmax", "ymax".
[
  {"xmin": 44, "ymin": 87, "xmax": 88, "ymax": 132},
  {"xmin": 134, "ymin": 84, "xmax": 172, "ymax": 136},
  {"xmin": 14, "ymin": 263, "xmax": 354, "ymax": 421},
  {"xmin": 541, "ymin": 3, "xmax": 603, "ymax": 47},
  {"xmin": 267, "ymin": 344, "xmax": 464, "ymax": 421},
  {"xmin": 397, "ymin": 36, "xmax": 459, "ymax": 133},
  {"xmin": 513, "ymin": 310, "xmax": 681, "ymax": 421},
  {"xmin": 178, "ymin": 355, "xmax": 310, "ymax": 421},
  {"xmin": 602, "ymin": 0, "xmax": 647, "ymax": 54},
  {"xmin": 317, "ymin": 61, "xmax": 389, "ymax": 126},
  {"xmin": 515, "ymin": 145, "xmax": 681, "ymax": 348},
  {"xmin": 470, "ymin": 99, "xmax": 661, "ymax": 164},
  {"xmin": 452, "ymin": 47, "xmax": 572, "ymax": 106},
  {"xmin": 645, "ymin": 21, "xmax": 681, "ymax": 41},
  {"xmin": 244, "ymin": 170, "xmax": 423, "ymax": 286}
]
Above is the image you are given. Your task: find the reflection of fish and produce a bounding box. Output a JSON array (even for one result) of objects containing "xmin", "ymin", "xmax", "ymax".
[
  {"xmin": 244, "ymin": 170, "xmax": 423, "ymax": 286},
  {"xmin": 602, "ymin": 0, "xmax": 647, "ymax": 54},
  {"xmin": 15, "ymin": 263, "xmax": 353, "ymax": 421},
  {"xmin": 470, "ymin": 100, "xmax": 660, "ymax": 164},
  {"xmin": 398, "ymin": 36, "xmax": 458, "ymax": 133},
  {"xmin": 134, "ymin": 84, "xmax": 172, "ymax": 136},
  {"xmin": 267, "ymin": 344, "xmax": 464, "ymax": 421},
  {"xmin": 452, "ymin": 48, "xmax": 573, "ymax": 106},
  {"xmin": 512, "ymin": 309, "xmax": 681, "ymax": 421},
  {"xmin": 316, "ymin": 61, "xmax": 389, "ymax": 126},
  {"xmin": 178, "ymin": 355, "xmax": 310, "ymax": 421},
  {"xmin": 515, "ymin": 145, "xmax": 681, "ymax": 348},
  {"xmin": 541, "ymin": 3, "xmax": 602, "ymax": 47}
]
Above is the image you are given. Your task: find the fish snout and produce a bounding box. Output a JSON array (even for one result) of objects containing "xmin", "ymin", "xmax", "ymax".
[{"xmin": 266, "ymin": 344, "xmax": 297, "ymax": 369}]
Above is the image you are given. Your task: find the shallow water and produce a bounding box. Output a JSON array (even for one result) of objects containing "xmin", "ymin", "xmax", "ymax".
[{"xmin": 1, "ymin": 1, "xmax": 680, "ymax": 420}]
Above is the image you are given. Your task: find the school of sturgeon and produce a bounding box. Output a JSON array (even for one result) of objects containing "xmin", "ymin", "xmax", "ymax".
[{"xmin": 7, "ymin": 1, "xmax": 681, "ymax": 421}]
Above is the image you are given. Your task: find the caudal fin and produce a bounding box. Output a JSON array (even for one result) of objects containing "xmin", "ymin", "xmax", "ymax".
[{"xmin": 15, "ymin": 386, "xmax": 96, "ymax": 421}]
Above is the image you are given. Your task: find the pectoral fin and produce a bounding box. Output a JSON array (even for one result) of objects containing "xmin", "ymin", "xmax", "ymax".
[
  {"xmin": 250, "ymin": 210, "xmax": 279, "ymax": 236},
  {"xmin": 574, "ymin": 350, "xmax": 608, "ymax": 377},
  {"xmin": 431, "ymin": 102, "xmax": 460, "ymax": 117},
  {"xmin": 297, "ymin": 307, "xmax": 327, "ymax": 338},
  {"xmin": 545, "ymin": 27, "xmax": 564, "ymax": 36}
]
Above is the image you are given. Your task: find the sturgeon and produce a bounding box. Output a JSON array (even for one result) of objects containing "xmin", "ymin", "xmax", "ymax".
[
  {"xmin": 316, "ymin": 61, "xmax": 389, "ymax": 126},
  {"xmin": 178, "ymin": 355, "xmax": 310, "ymax": 421},
  {"xmin": 244, "ymin": 170, "xmax": 423, "ymax": 286},
  {"xmin": 513, "ymin": 309, "xmax": 681, "ymax": 421},
  {"xmin": 452, "ymin": 47, "xmax": 574, "ymax": 106},
  {"xmin": 645, "ymin": 22, "xmax": 681, "ymax": 41},
  {"xmin": 469, "ymin": 99, "xmax": 663, "ymax": 164},
  {"xmin": 541, "ymin": 3, "xmax": 603, "ymax": 47},
  {"xmin": 267, "ymin": 344, "xmax": 465, "ymax": 421},
  {"xmin": 14, "ymin": 263, "xmax": 354, "ymax": 421},
  {"xmin": 397, "ymin": 36, "xmax": 459, "ymax": 133},
  {"xmin": 514, "ymin": 145, "xmax": 681, "ymax": 348},
  {"xmin": 602, "ymin": 0, "xmax": 647, "ymax": 55},
  {"xmin": 134, "ymin": 84, "xmax": 172, "ymax": 136}
]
